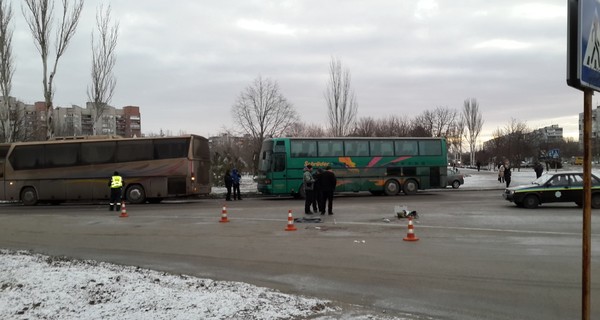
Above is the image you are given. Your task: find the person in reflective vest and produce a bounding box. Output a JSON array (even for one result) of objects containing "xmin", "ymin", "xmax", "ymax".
[{"xmin": 108, "ymin": 171, "xmax": 124, "ymax": 211}]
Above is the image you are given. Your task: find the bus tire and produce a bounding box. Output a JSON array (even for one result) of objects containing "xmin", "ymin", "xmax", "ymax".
[
  {"xmin": 384, "ymin": 179, "xmax": 400, "ymax": 196},
  {"xmin": 21, "ymin": 187, "xmax": 38, "ymax": 206},
  {"xmin": 402, "ymin": 179, "xmax": 418, "ymax": 195},
  {"xmin": 126, "ymin": 185, "xmax": 146, "ymax": 204}
]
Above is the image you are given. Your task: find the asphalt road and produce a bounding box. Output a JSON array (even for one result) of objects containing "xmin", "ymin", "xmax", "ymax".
[{"xmin": 1, "ymin": 189, "xmax": 599, "ymax": 320}]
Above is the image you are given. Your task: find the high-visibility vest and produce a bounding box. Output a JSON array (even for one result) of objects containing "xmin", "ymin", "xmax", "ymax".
[{"xmin": 111, "ymin": 175, "xmax": 123, "ymax": 188}]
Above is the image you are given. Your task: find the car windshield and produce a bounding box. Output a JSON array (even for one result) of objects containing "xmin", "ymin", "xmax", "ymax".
[{"xmin": 532, "ymin": 174, "xmax": 553, "ymax": 185}]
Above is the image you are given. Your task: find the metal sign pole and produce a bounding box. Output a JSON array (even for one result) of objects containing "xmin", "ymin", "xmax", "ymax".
[{"xmin": 583, "ymin": 89, "xmax": 592, "ymax": 320}]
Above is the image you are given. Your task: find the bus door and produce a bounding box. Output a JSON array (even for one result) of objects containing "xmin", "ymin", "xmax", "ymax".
[
  {"xmin": 430, "ymin": 166, "xmax": 441, "ymax": 188},
  {"xmin": 270, "ymin": 153, "xmax": 289, "ymax": 194}
]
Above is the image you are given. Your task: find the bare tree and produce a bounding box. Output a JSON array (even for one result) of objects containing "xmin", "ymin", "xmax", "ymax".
[
  {"xmin": 378, "ymin": 115, "xmax": 414, "ymax": 137},
  {"xmin": 88, "ymin": 4, "xmax": 118, "ymax": 135},
  {"xmin": 414, "ymin": 107, "xmax": 458, "ymax": 138},
  {"xmin": 0, "ymin": 0, "xmax": 13, "ymax": 142},
  {"xmin": 351, "ymin": 117, "xmax": 377, "ymax": 137},
  {"xmin": 324, "ymin": 56, "xmax": 358, "ymax": 137},
  {"xmin": 462, "ymin": 98, "xmax": 484, "ymax": 166},
  {"xmin": 232, "ymin": 76, "xmax": 299, "ymax": 171},
  {"xmin": 284, "ymin": 122, "xmax": 326, "ymax": 137},
  {"xmin": 22, "ymin": 0, "xmax": 85, "ymax": 140}
]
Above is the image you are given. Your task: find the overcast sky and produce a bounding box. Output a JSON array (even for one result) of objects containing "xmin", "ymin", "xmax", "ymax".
[{"xmin": 9, "ymin": 0, "xmax": 587, "ymax": 140}]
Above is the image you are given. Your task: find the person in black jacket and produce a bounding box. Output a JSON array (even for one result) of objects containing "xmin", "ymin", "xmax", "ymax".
[
  {"xmin": 223, "ymin": 170, "xmax": 233, "ymax": 201},
  {"xmin": 313, "ymin": 168, "xmax": 324, "ymax": 214},
  {"xmin": 503, "ymin": 161, "xmax": 512, "ymax": 188},
  {"xmin": 319, "ymin": 166, "xmax": 337, "ymax": 215}
]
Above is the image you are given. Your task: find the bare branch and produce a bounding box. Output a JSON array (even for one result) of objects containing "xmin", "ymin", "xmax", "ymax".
[
  {"xmin": 231, "ymin": 76, "xmax": 299, "ymax": 171},
  {"xmin": 22, "ymin": 0, "xmax": 84, "ymax": 140},
  {"xmin": 324, "ymin": 56, "xmax": 358, "ymax": 137},
  {"xmin": 0, "ymin": 0, "xmax": 14, "ymax": 142},
  {"xmin": 88, "ymin": 3, "xmax": 118, "ymax": 135}
]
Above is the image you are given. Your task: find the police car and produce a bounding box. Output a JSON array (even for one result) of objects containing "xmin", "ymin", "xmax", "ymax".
[{"xmin": 503, "ymin": 172, "xmax": 600, "ymax": 209}]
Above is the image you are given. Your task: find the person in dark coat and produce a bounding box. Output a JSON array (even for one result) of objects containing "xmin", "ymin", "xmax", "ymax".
[
  {"xmin": 313, "ymin": 168, "xmax": 324, "ymax": 213},
  {"xmin": 319, "ymin": 166, "xmax": 337, "ymax": 215},
  {"xmin": 534, "ymin": 162, "xmax": 544, "ymax": 178},
  {"xmin": 503, "ymin": 161, "xmax": 512, "ymax": 188},
  {"xmin": 223, "ymin": 170, "xmax": 233, "ymax": 201}
]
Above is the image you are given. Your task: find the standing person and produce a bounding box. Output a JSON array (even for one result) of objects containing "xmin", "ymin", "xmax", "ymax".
[
  {"xmin": 223, "ymin": 170, "xmax": 233, "ymax": 201},
  {"xmin": 303, "ymin": 165, "xmax": 315, "ymax": 214},
  {"xmin": 232, "ymin": 168, "xmax": 242, "ymax": 200},
  {"xmin": 108, "ymin": 171, "xmax": 124, "ymax": 211},
  {"xmin": 319, "ymin": 166, "xmax": 337, "ymax": 215},
  {"xmin": 498, "ymin": 162, "xmax": 505, "ymax": 183},
  {"xmin": 534, "ymin": 162, "xmax": 544, "ymax": 178},
  {"xmin": 476, "ymin": 161, "xmax": 481, "ymax": 172},
  {"xmin": 313, "ymin": 168, "xmax": 324, "ymax": 213},
  {"xmin": 504, "ymin": 161, "xmax": 512, "ymax": 188}
]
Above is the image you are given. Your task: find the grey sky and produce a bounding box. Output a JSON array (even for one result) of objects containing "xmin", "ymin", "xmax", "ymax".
[{"xmin": 10, "ymin": 0, "xmax": 583, "ymax": 140}]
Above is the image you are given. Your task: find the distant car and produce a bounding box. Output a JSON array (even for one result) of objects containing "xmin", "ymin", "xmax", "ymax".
[
  {"xmin": 503, "ymin": 172, "xmax": 600, "ymax": 209},
  {"xmin": 447, "ymin": 168, "xmax": 464, "ymax": 189}
]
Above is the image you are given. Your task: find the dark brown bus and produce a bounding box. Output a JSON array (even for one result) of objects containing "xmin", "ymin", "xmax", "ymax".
[{"xmin": 0, "ymin": 135, "xmax": 211, "ymax": 205}]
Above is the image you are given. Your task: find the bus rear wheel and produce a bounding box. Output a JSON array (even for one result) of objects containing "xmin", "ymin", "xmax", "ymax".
[
  {"xmin": 403, "ymin": 180, "xmax": 418, "ymax": 195},
  {"xmin": 384, "ymin": 180, "xmax": 400, "ymax": 196},
  {"xmin": 126, "ymin": 185, "xmax": 146, "ymax": 204},
  {"xmin": 21, "ymin": 187, "xmax": 38, "ymax": 206}
]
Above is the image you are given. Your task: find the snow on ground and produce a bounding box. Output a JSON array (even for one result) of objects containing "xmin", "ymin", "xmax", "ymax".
[{"xmin": 0, "ymin": 168, "xmax": 590, "ymax": 320}]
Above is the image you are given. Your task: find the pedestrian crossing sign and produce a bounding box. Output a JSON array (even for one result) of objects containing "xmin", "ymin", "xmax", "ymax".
[{"xmin": 568, "ymin": 0, "xmax": 600, "ymax": 91}]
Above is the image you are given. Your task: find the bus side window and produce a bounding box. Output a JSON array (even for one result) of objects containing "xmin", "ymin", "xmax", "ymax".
[
  {"xmin": 395, "ymin": 141, "xmax": 418, "ymax": 156},
  {"xmin": 45, "ymin": 143, "xmax": 80, "ymax": 168},
  {"xmin": 419, "ymin": 140, "xmax": 442, "ymax": 156},
  {"xmin": 345, "ymin": 141, "xmax": 368, "ymax": 157},
  {"xmin": 10, "ymin": 145, "xmax": 43, "ymax": 170},
  {"xmin": 272, "ymin": 154, "xmax": 285, "ymax": 172}
]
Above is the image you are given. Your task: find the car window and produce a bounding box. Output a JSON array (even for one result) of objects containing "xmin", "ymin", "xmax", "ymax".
[
  {"xmin": 571, "ymin": 174, "xmax": 584, "ymax": 187},
  {"xmin": 549, "ymin": 175, "xmax": 568, "ymax": 187}
]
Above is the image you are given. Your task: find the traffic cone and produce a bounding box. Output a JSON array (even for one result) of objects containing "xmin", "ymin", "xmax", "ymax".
[
  {"xmin": 119, "ymin": 201, "xmax": 128, "ymax": 218},
  {"xmin": 284, "ymin": 209, "xmax": 297, "ymax": 231},
  {"xmin": 219, "ymin": 205, "xmax": 230, "ymax": 223},
  {"xmin": 403, "ymin": 217, "xmax": 419, "ymax": 241}
]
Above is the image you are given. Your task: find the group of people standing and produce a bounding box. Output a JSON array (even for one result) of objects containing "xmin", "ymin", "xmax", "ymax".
[
  {"xmin": 303, "ymin": 165, "xmax": 337, "ymax": 215},
  {"xmin": 223, "ymin": 168, "xmax": 242, "ymax": 201},
  {"xmin": 497, "ymin": 160, "xmax": 512, "ymax": 188}
]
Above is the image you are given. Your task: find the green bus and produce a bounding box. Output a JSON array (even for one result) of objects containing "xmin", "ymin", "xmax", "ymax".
[
  {"xmin": 256, "ymin": 137, "xmax": 448, "ymax": 197},
  {"xmin": 0, "ymin": 135, "xmax": 211, "ymax": 205}
]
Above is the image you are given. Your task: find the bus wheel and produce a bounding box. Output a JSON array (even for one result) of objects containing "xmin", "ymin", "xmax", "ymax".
[
  {"xmin": 126, "ymin": 185, "xmax": 146, "ymax": 204},
  {"xmin": 403, "ymin": 180, "xmax": 418, "ymax": 195},
  {"xmin": 21, "ymin": 187, "xmax": 38, "ymax": 206},
  {"xmin": 384, "ymin": 180, "xmax": 400, "ymax": 196}
]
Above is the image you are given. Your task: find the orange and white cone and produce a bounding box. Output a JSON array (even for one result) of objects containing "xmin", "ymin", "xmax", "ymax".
[
  {"xmin": 219, "ymin": 205, "xmax": 230, "ymax": 223},
  {"xmin": 119, "ymin": 201, "xmax": 128, "ymax": 218},
  {"xmin": 403, "ymin": 217, "xmax": 419, "ymax": 241},
  {"xmin": 284, "ymin": 209, "xmax": 297, "ymax": 231}
]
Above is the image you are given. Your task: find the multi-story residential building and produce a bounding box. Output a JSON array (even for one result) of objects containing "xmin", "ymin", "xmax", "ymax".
[
  {"xmin": 54, "ymin": 103, "xmax": 142, "ymax": 138},
  {"xmin": 579, "ymin": 106, "xmax": 600, "ymax": 141},
  {"xmin": 0, "ymin": 97, "xmax": 142, "ymax": 141},
  {"xmin": 531, "ymin": 124, "xmax": 563, "ymax": 143}
]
